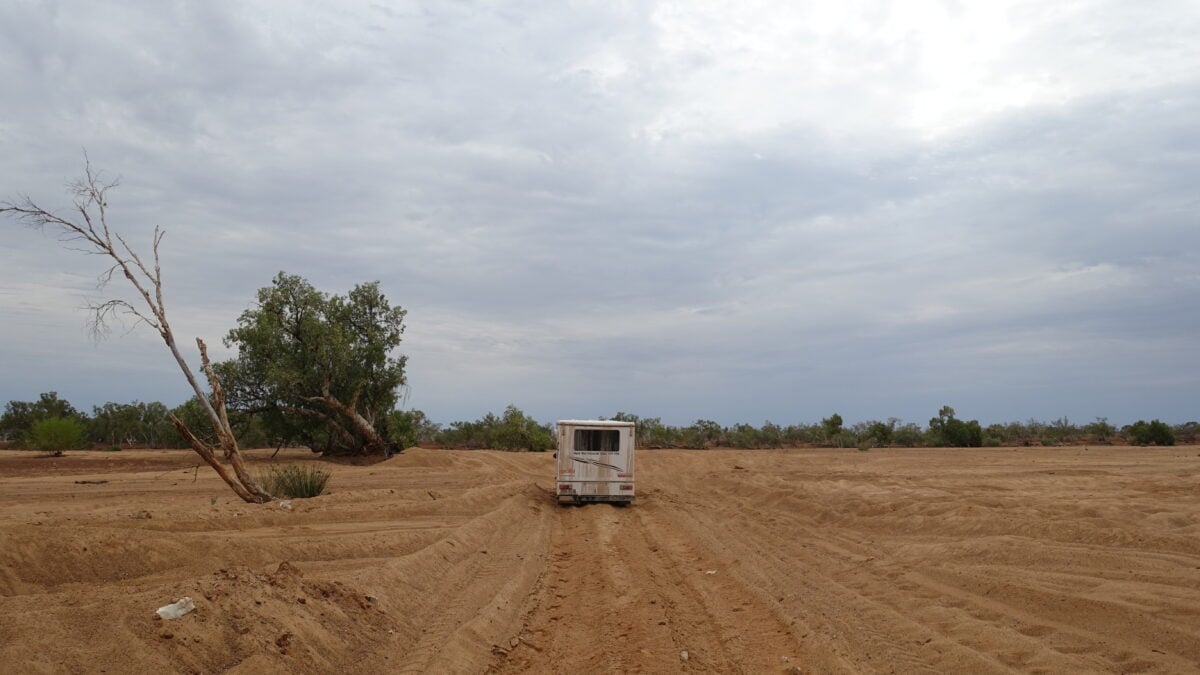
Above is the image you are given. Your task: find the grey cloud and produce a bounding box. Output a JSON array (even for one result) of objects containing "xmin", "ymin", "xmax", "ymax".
[{"xmin": 2, "ymin": 1, "xmax": 1198, "ymax": 426}]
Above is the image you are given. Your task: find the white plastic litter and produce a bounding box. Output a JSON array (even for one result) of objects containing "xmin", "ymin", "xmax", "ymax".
[
  {"xmin": 279, "ymin": 500, "xmax": 293, "ymax": 510},
  {"xmin": 156, "ymin": 597, "xmax": 196, "ymax": 620}
]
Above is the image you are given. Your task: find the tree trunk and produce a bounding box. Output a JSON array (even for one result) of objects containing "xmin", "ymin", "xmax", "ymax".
[
  {"xmin": 302, "ymin": 389, "xmax": 393, "ymax": 456},
  {"xmin": 169, "ymin": 414, "xmax": 264, "ymax": 503},
  {"xmin": 1, "ymin": 164, "xmax": 275, "ymax": 503}
]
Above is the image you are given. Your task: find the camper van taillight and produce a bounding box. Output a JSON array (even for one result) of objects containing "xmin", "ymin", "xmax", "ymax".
[
  {"xmin": 619, "ymin": 484, "xmax": 633, "ymax": 490},
  {"xmin": 559, "ymin": 484, "xmax": 573, "ymax": 491},
  {"xmin": 617, "ymin": 473, "xmax": 631, "ymax": 478}
]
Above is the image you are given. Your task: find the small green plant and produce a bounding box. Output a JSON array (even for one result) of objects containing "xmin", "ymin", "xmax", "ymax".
[
  {"xmin": 856, "ymin": 440, "xmax": 872, "ymax": 452},
  {"xmin": 257, "ymin": 464, "xmax": 332, "ymax": 498}
]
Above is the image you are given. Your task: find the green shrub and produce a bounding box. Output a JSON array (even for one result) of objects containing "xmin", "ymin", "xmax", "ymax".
[
  {"xmin": 258, "ymin": 464, "xmax": 331, "ymax": 498},
  {"xmin": 388, "ymin": 409, "xmax": 441, "ymax": 448},
  {"xmin": 1124, "ymin": 420, "xmax": 1175, "ymax": 446},
  {"xmin": 865, "ymin": 420, "xmax": 894, "ymax": 446},
  {"xmin": 27, "ymin": 416, "xmax": 87, "ymax": 456}
]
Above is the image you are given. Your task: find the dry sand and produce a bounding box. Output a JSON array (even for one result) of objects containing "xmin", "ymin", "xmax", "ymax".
[{"xmin": 1, "ymin": 445, "xmax": 1199, "ymax": 674}]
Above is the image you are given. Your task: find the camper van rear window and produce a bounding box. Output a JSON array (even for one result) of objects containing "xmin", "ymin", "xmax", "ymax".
[{"xmin": 574, "ymin": 429, "xmax": 620, "ymax": 453}]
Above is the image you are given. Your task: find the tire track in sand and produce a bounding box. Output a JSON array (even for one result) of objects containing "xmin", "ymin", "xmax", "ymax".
[{"xmin": 492, "ymin": 492, "xmax": 803, "ymax": 674}]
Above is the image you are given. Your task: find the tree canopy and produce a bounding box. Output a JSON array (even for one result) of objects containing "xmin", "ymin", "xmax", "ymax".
[
  {"xmin": 928, "ymin": 405, "xmax": 983, "ymax": 447},
  {"xmin": 221, "ymin": 272, "xmax": 407, "ymax": 456},
  {"xmin": 0, "ymin": 391, "xmax": 85, "ymax": 441}
]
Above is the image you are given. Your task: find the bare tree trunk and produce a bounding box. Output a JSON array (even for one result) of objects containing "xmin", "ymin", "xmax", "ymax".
[
  {"xmin": 2, "ymin": 158, "xmax": 273, "ymax": 502},
  {"xmin": 168, "ymin": 414, "xmax": 260, "ymax": 502},
  {"xmin": 197, "ymin": 339, "xmax": 272, "ymax": 502}
]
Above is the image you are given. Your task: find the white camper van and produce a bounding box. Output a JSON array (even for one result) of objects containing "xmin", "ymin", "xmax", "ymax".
[{"xmin": 555, "ymin": 420, "xmax": 635, "ymax": 505}]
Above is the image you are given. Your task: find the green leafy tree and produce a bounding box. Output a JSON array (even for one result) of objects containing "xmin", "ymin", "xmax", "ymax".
[
  {"xmin": 388, "ymin": 409, "xmax": 441, "ymax": 448},
  {"xmin": 88, "ymin": 401, "xmax": 176, "ymax": 448},
  {"xmin": 928, "ymin": 406, "xmax": 983, "ymax": 447},
  {"xmin": 683, "ymin": 419, "xmax": 723, "ymax": 448},
  {"xmin": 865, "ymin": 419, "xmax": 895, "ymax": 446},
  {"xmin": 1124, "ymin": 420, "xmax": 1175, "ymax": 446},
  {"xmin": 89, "ymin": 402, "xmax": 142, "ymax": 448},
  {"xmin": 221, "ymin": 272, "xmax": 407, "ymax": 456},
  {"xmin": 892, "ymin": 422, "xmax": 926, "ymax": 447},
  {"xmin": 166, "ymin": 397, "xmax": 218, "ymax": 447},
  {"xmin": 494, "ymin": 405, "xmax": 554, "ymax": 452},
  {"xmin": 782, "ymin": 423, "xmax": 818, "ymax": 446},
  {"xmin": 759, "ymin": 421, "xmax": 783, "ymax": 448},
  {"xmin": 637, "ymin": 416, "xmax": 676, "ymax": 448},
  {"xmin": 1, "ymin": 392, "xmax": 86, "ymax": 444},
  {"xmin": 28, "ymin": 417, "xmax": 87, "ymax": 455},
  {"xmin": 821, "ymin": 413, "xmax": 844, "ymax": 445},
  {"xmin": 608, "ymin": 412, "xmax": 681, "ymax": 448},
  {"xmin": 1085, "ymin": 417, "xmax": 1115, "ymax": 443},
  {"xmin": 1174, "ymin": 421, "xmax": 1198, "ymax": 444}
]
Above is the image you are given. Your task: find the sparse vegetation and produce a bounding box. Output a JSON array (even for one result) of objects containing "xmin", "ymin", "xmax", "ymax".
[
  {"xmin": 2, "ymin": 392, "xmax": 1196, "ymax": 452},
  {"xmin": 257, "ymin": 464, "xmax": 332, "ymax": 498},
  {"xmin": 435, "ymin": 405, "xmax": 554, "ymax": 451}
]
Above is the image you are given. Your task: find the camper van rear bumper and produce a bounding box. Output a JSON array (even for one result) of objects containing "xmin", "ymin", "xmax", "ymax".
[
  {"xmin": 556, "ymin": 481, "xmax": 634, "ymax": 505},
  {"xmin": 557, "ymin": 494, "xmax": 634, "ymax": 505}
]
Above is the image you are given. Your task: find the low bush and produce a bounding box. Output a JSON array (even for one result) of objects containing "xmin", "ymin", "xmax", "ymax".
[
  {"xmin": 1124, "ymin": 420, "xmax": 1175, "ymax": 446},
  {"xmin": 258, "ymin": 464, "xmax": 331, "ymax": 498},
  {"xmin": 27, "ymin": 416, "xmax": 87, "ymax": 456}
]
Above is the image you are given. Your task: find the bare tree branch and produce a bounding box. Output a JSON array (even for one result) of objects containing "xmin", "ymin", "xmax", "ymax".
[{"xmin": 2, "ymin": 158, "xmax": 272, "ymax": 503}]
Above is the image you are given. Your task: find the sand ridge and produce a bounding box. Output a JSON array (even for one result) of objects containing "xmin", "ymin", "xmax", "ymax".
[{"xmin": 1, "ymin": 445, "xmax": 1199, "ymax": 673}]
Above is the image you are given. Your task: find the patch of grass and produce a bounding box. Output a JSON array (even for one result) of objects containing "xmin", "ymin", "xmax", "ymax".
[{"xmin": 258, "ymin": 464, "xmax": 331, "ymax": 499}]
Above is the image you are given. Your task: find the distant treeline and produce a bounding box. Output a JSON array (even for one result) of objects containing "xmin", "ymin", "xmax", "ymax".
[
  {"xmin": 0, "ymin": 391, "xmax": 281, "ymax": 451},
  {"xmin": 2, "ymin": 393, "xmax": 1192, "ymax": 452},
  {"xmin": 394, "ymin": 405, "xmax": 1192, "ymax": 451}
]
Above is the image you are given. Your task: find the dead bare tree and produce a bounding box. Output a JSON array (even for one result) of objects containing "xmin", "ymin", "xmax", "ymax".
[{"xmin": 1, "ymin": 158, "xmax": 273, "ymax": 503}]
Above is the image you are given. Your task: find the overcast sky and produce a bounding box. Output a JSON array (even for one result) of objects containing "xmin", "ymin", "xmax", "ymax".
[{"xmin": 2, "ymin": 1, "xmax": 1198, "ymax": 428}]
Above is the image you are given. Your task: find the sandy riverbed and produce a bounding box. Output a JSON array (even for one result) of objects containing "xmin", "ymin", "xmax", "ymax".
[{"xmin": 2, "ymin": 445, "xmax": 1198, "ymax": 673}]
